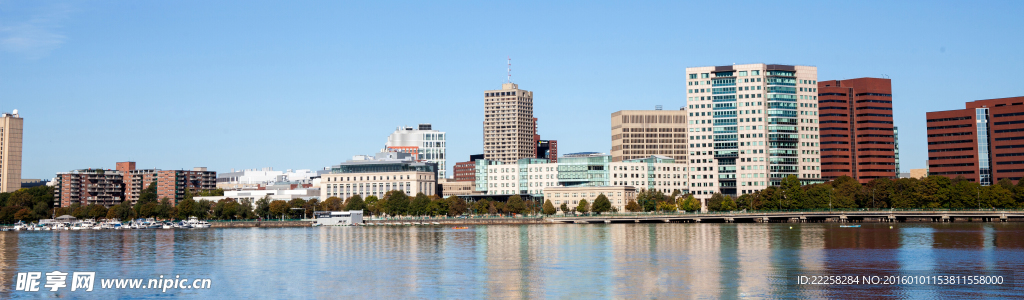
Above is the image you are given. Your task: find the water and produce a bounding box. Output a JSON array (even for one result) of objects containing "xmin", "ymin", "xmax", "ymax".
[{"xmin": 1, "ymin": 223, "xmax": 1023, "ymax": 299}]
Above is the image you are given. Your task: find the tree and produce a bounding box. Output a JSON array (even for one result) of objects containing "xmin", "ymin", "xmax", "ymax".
[
  {"xmin": 506, "ymin": 195, "xmax": 526, "ymax": 215},
  {"xmin": 384, "ymin": 191, "xmax": 410, "ymax": 216},
  {"xmin": 625, "ymin": 200, "xmax": 642, "ymax": 212},
  {"xmin": 542, "ymin": 200, "xmax": 556, "ymax": 215},
  {"xmin": 830, "ymin": 176, "xmax": 861, "ymax": 209},
  {"xmin": 576, "ymin": 199, "xmax": 590, "ymax": 214},
  {"xmin": 268, "ymin": 200, "xmax": 289, "ymax": 219},
  {"xmin": 591, "ymin": 194, "xmax": 612, "ymax": 214},
  {"xmin": 345, "ymin": 195, "xmax": 366, "ymax": 211},
  {"xmin": 719, "ymin": 196, "xmax": 737, "ymax": 211},
  {"xmin": 474, "ymin": 199, "xmax": 490, "ymax": 215},
  {"xmin": 14, "ymin": 208, "xmax": 32, "ymax": 221},
  {"xmin": 86, "ymin": 204, "xmax": 108, "ymax": 219},
  {"xmin": 409, "ymin": 193, "xmax": 430, "ymax": 216},
  {"xmin": 138, "ymin": 182, "xmax": 158, "ymax": 205},
  {"xmin": 255, "ymin": 196, "xmax": 271, "ymax": 219},
  {"xmin": 322, "ymin": 197, "xmax": 344, "ymax": 211},
  {"xmin": 678, "ymin": 195, "xmax": 701, "ymax": 212},
  {"xmin": 781, "ymin": 175, "xmax": 804, "ymax": 210},
  {"xmin": 446, "ymin": 196, "xmax": 467, "ymax": 216},
  {"xmin": 559, "ymin": 202, "xmax": 569, "ymax": 213},
  {"xmin": 177, "ymin": 198, "xmax": 198, "ymax": 220}
]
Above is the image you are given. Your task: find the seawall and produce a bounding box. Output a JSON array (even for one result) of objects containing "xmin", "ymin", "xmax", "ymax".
[{"xmin": 211, "ymin": 221, "xmax": 312, "ymax": 228}]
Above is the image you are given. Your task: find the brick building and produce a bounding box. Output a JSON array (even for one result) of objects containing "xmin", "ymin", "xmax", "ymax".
[
  {"xmin": 54, "ymin": 169, "xmax": 125, "ymax": 207},
  {"xmin": 817, "ymin": 78, "xmax": 897, "ymax": 183},
  {"xmin": 453, "ymin": 154, "xmax": 485, "ymax": 182},
  {"xmin": 55, "ymin": 162, "xmax": 217, "ymax": 207},
  {"xmin": 926, "ymin": 96, "xmax": 1024, "ymax": 185}
]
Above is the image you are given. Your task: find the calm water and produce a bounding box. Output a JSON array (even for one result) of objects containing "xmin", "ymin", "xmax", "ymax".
[{"xmin": 1, "ymin": 223, "xmax": 1023, "ymax": 299}]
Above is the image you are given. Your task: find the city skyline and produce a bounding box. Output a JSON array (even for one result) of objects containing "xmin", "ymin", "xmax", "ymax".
[{"xmin": 2, "ymin": 1, "xmax": 1023, "ymax": 179}]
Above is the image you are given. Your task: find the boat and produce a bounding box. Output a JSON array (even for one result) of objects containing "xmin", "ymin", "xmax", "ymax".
[
  {"xmin": 70, "ymin": 222, "xmax": 84, "ymax": 230},
  {"xmin": 452, "ymin": 226, "xmax": 469, "ymax": 230},
  {"xmin": 12, "ymin": 221, "xmax": 27, "ymax": 231},
  {"xmin": 161, "ymin": 222, "xmax": 172, "ymax": 229},
  {"xmin": 186, "ymin": 216, "xmax": 211, "ymax": 229},
  {"xmin": 839, "ymin": 225, "xmax": 861, "ymax": 228}
]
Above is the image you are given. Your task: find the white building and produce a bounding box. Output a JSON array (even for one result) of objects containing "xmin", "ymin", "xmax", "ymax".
[
  {"xmin": 384, "ymin": 124, "xmax": 447, "ymax": 178},
  {"xmin": 314, "ymin": 210, "xmax": 363, "ymax": 226},
  {"xmin": 685, "ymin": 64, "xmax": 822, "ymax": 203},
  {"xmin": 217, "ymin": 167, "xmax": 325, "ymax": 190},
  {"xmin": 475, "ymin": 155, "xmax": 687, "ymax": 197}
]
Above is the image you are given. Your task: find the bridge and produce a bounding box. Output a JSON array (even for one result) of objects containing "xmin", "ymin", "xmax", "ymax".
[{"xmin": 548, "ymin": 210, "xmax": 1024, "ymax": 224}]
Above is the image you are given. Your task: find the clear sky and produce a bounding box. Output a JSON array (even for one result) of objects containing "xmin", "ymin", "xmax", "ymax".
[{"xmin": 2, "ymin": 1, "xmax": 1023, "ymax": 179}]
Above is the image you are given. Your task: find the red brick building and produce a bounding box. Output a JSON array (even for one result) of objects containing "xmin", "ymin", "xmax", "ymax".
[
  {"xmin": 55, "ymin": 162, "xmax": 217, "ymax": 207},
  {"xmin": 926, "ymin": 96, "xmax": 1024, "ymax": 184},
  {"xmin": 54, "ymin": 169, "xmax": 125, "ymax": 207},
  {"xmin": 817, "ymin": 78, "xmax": 897, "ymax": 183},
  {"xmin": 454, "ymin": 161, "xmax": 477, "ymax": 182}
]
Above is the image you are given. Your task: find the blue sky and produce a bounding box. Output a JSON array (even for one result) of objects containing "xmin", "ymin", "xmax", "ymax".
[{"xmin": 1, "ymin": 1, "xmax": 1022, "ymax": 179}]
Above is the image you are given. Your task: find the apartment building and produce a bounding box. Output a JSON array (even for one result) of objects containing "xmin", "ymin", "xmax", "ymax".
[
  {"xmin": 320, "ymin": 152, "xmax": 438, "ymax": 200},
  {"xmin": 611, "ymin": 108, "xmax": 688, "ymax": 162},
  {"xmin": 926, "ymin": 96, "xmax": 1024, "ymax": 185},
  {"xmin": 484, "ymin": 83, "xmax": 535, "ymax": 164},
  {"xmin": 817, "ymin": 78, "xmax": 897, "ymax": 183},
  {"xmin": 474, "ymin": 155, "xmax": 687, "ymax": 197},
  {"xmin": 384, "ymin": 124, "xmax": 447, "ymax": 178},
  {"xmin": 0, "ymin": 110, "xmax": 23, "ymax": 193},
  {"xmin": 54, "ymin": 169, "xmax": 125, "ymax": 207},
  {"xmin": 684, "ymin": 64, "xmax": 822, "ymax": 201}
]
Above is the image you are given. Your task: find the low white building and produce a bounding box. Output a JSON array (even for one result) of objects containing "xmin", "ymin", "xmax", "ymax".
[
  {"xmin": 314, "ymin": 210, "xmax": 363, "ymax": 226},
  {"xmin": 193, "ymin": 188, "xmax": 320, "ymax": 208}
]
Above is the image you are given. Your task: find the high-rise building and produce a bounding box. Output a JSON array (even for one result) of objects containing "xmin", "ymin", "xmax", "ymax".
[
  {"xmin": 54, "ymin": 169, "xmax": 125, "ymax": 207},
  {"xmin": 483, "ymin": 83, "xmax": 535, "ymax": 164},
  {"xmin": 0, "ymin": 110, "xmax": 23, "ymax": 193},
  {"xmin": 536, "ymin": 140, "xmax": 557, "ymax": 162},
  {"xmin": 817, "ymin": 78, "xmax": 897, "ymax": 183},
  {"xmin": 685, "ymin": 64, "xmax": 822, "ymax": 202},
  {"xmin": 611, "ymin": 108, "xmax": 688, "ymax": 162},
  {"xmin": 926, "ymin": 96, "xmax": 1024, "ymax": 185},
  {"xmin": 383, "ymin": 124, "xmax": 446, "ymax": 178}
]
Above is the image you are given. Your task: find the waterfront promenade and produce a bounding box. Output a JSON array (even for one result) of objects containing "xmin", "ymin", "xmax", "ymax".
[{"xmin": 549, "ymin": 209, "xmax": 1024, "ymax": 224}]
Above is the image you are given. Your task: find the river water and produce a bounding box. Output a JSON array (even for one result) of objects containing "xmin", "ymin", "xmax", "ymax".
[{"xmin": 1, "ymin": 223, "xmax": 1022, "ymax": 299}]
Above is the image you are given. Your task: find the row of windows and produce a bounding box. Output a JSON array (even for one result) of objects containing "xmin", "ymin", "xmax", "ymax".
[{"xmin": 927, "ymin": 116, "xmax": 971, "ymax": 122}]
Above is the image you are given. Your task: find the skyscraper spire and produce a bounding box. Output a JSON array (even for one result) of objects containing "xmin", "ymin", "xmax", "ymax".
[{"xmin": 507, "ymin": 56, "xmax": 512, "ymax": 83}]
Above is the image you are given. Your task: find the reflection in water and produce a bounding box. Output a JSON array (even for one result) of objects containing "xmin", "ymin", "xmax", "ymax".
[{"xmin": 2, "ymin": 223, "xmax": 1023, "ymax": 298}]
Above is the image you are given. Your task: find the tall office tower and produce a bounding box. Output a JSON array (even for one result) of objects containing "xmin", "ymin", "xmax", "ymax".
[
  {"xmin": 685, "ymin": 64, "xmax": 821, "ymax": 202},
  {"xmin": 817, "ymin": 78, "xmax": 896, "ymax": 183},
  {"xmin": 483, "ymin": 83, "xmax": 535, "ymax": 164},
  {"xmin": 610, "ymin": 108, "xmax": 689, "ymax": 162},
  {"xmin": 0, "ymin": 110, "xmax": 23, "ymax": 192},
  {"xmin": 926, "ymin": 96, "xmax": 1024, "ymax": 185},
  {"xmin": 383, "ymin": 124, "xmax": 447, "ymax": 178}
]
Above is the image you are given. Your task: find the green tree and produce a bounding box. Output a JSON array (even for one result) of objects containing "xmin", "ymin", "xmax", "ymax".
[
  {"xmin": 591, "ymin": 194, "xmax": 612, "ymax": 214},
  {"xmin": 409, "ymin": 193, "xmax": 430, "ymax": 216},
  {"xmin": 625, "ymin": 200, "xmax": 642, "ymax": 212},
  {"xmin": 346, "ymin": 195, "xmax": 366, "ymax": 211},
  {"xmin": 255, "ymin": 196, "xmax": 271, "ymax": 218},
  {"xmin": 559, "ymin": 202, "xmax": 569, "ymax": 213},
  {"xmin": 474, "ymin": 199, "xmax": 490, "ymax": 215},
  {"xmin": 322, "ymin": 197, "xmax": 344, "ymax": 211},
  {"xmin": 177, "ymin": 198, "xmax": 198, "ymax": 220},
  {"xmin": 138, "ymin": 182, "xmax": 158, "ymax": 205},
  {"xmin": 506, "ymin": 195, "xmax": 526, "ymax": 215},
  {"xmin": 385, "ymin": 191, "xmax": 410, "ymax": 216},
  {"xmin": 781, "ymin": 175, "xmax": 805, "ymax": 210},
  {"xmin": 719, "ymin": 196, "xmax": 737, "ymax": 211},
  {"xmin": 679, "ymin": 195, "xmax": 701, "ymax": 212},
  {"xmin": 446, "ymin": 196, "xmax": 467, "ymax": 216},
  {"xmin": 365, "ymin": 196, "xmax": 382, "ymax": 216},
  {"xmin": 576, "ymin": 199, "xmax": 590, "ymax": 214},
  {"xmin": 830, "ymin": 176, "xmax": 860, "ymax": 209},
  {"xmin": 542, "ymin": 200, "xmax": 556, "ymax": 215}
]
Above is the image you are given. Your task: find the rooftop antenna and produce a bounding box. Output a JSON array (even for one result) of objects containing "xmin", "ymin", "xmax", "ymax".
[{"xmin": 507, "ymin": 56, "xmax": 512, "ymax": 83}]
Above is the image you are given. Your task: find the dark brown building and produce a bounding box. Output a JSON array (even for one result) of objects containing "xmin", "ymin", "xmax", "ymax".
[
  {"xmin": 926, "ymin": 96, "xmax": 1024, "ymax": 184},
  {"xmin": 817, "ymin": 78, "xmax": 896, "ymax": 183}
]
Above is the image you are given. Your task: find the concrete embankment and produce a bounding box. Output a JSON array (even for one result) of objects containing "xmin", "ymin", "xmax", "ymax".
[
  {"xmin": 365, "ymin": 218, "xmax": 548, "ymax": 225},
  {"xmin": 211, "ymin": 221, "xmax": 312, "ymax": 228}
]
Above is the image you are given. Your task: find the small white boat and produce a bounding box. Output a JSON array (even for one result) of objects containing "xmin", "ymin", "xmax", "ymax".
[
  {"xmin": 839, "ymin": 225, "xmax": 861, "ymax": 228},
  {"xmin": 186, "ymin": 216, "xmax": 211, "ymax": 229},
  {"xmin": 12, "ymin": 221, "xmax": 27, "ymax": 231}
]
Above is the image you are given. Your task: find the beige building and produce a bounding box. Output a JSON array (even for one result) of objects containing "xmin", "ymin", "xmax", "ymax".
[
  {"xmin": 0, "ymin": 110, "xmax": 23, "ymax": 193},
  {"xmin": 611, "ymin": 109, "xmax": 689, "ymax": 162},
  {"xmin": 483, "ymin": 83, "xmax": 535, "ymax": 164},
  {"xmin": 439, "ymin": 178, "xmax": 479, "ymax": 197},
  {"xmin": 544, "ymin": 186, "xmax": 637, "ymax": 213},
  {"xmin": 319, "ymin": 153, "xmax": 438, "ymax": 200},
  {"xmin": 685, "ymin": 64, "xmax": 821, "ymax": 204},
  {"xmin": 909, "ymin": 168, "xmax": 928, "ymax": 179}
]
